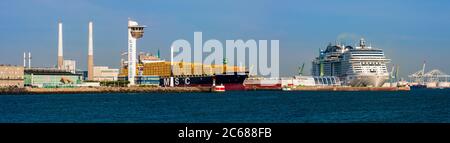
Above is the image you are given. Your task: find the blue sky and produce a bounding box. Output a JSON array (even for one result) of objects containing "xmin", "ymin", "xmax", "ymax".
[{"xmin": 1, "ymin": 0, "xmax": 450, "ymax": 77}]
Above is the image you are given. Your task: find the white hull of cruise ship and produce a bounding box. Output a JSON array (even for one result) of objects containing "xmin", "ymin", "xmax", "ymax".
[{"xmin": 346, "ymin": 75, "xmax": 389, "ymax": 87}]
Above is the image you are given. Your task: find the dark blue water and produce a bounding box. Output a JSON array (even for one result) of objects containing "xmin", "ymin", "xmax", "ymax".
[{"xmin": 0, "ymin": 89, "xmax": 449, "ymax": 123}]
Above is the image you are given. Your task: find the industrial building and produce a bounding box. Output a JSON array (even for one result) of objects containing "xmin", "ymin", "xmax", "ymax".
[
  {"xmin": 0, "ymin": 65, "xmax": 24, "ymax": 88},
  {"xmin": 24, "ymin": 68, "xmax": 82, "ymax": 88},
  {"xmin": 76, "ymin": 70, "xmax": 88, "ymax": 81},
  {"xmin": 93, "ymin": 66, "xmax": 119, "ymax": 81},
  {"xmin": 63, "ymin": 60, "xmax": 76, "ymax": 73},
  {"xmin": 20, "ymin": 20, "xmax": 81, "ymax": 88}
]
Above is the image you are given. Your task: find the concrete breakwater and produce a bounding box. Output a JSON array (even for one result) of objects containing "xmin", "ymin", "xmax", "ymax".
[
  {"xmin": 0, "ymin": 87, "xmax": 211, "ymax": 95},
  {"xmin": 292, "ymin": 86, "xmax": 411, "ymax": 91}
]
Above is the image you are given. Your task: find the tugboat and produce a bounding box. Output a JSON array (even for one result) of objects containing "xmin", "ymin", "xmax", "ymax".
[
  {"xmin": 282, "ymin": 85, "xmax": 292, "ymax": 91},
  {"xmin": 211, "ymin": 78, "xmax": 225, "ymax": 92}
]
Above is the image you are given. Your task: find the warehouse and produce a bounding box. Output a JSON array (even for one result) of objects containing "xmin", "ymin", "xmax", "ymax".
[{"xmin": 24, "ymin": 68, "xmax": 82, "ymax": 88}]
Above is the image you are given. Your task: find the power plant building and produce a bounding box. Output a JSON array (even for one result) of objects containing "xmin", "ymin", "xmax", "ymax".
[{"xmin": 24, "ymin": 68, "xmax": 82, "ymax": 88}]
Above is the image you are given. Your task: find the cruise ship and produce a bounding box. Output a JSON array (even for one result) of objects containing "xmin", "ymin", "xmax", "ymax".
[{"xmin": 312, "ymin": 38, "xmax": 390, "ymax": 87}]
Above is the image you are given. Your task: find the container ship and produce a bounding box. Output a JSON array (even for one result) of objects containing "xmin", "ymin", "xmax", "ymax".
[
  {"xmin": 312, "ymin": 38, "xmax": 391, "ymax": 87},
  {"xmin": 118, "ymin": 52, "xmax": 249, "ymax": 90}
]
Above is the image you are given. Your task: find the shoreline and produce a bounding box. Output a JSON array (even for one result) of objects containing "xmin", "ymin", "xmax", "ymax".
[{"xmin": 0, "ymin": 86, "xmax": 412, "ymax": 95}]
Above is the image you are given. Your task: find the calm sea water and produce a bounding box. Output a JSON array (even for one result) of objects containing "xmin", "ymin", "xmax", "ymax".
[{"xmin": 0, "ymin": 89, "xmax": 449, "ymax": 123}]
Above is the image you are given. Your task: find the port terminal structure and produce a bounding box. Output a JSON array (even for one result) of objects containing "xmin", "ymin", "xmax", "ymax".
[
  {"xmin": 408, "ymin": 62, "xmax": 450, "ymax": 88},
  {"xmin": 409, "ymin": 69, "xmax": 450, "ymax": 83},
  {"xmin": 127, "ymin": 19, "xmax": 146, "ymax": 86}
]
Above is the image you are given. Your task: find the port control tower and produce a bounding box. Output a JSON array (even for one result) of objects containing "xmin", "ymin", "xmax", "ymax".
[{"xmin": 127, "ymin": 19, "xmax": 146, "ymax": 86}]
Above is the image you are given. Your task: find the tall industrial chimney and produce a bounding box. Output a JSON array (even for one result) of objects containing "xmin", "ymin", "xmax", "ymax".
[
  {"xmin": 58, "ymin": 20, "xmax": 64, "ymax": 69},
  {"xmin": 28, "ymin": 52, "xmax": 31, "ymax": 68},
  {"xmin": 23, "ymin": 52, "xmax": 26, "ymax": 67},
  {"xmin": 88, "ymin": 21, "xmax": 94, "ymax": 81}
]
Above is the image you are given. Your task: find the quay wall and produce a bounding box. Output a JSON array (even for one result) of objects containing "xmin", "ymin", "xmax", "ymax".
[
  {"xmin": 0, "ymin": 87, "xmax": 211, "ymax": 95},
  {"xmin": 292, "ymin": 86, "xmax": 410, "ymax": 91}
]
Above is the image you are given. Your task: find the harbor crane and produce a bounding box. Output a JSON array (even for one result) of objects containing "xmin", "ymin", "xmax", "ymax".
[
  {"xmin": 408, "ymin": 61, "xmax": 450, "ymax": 86},
  {"xmin": 298, "ymin": 63, "xmax": 305, "ymax": 76}
]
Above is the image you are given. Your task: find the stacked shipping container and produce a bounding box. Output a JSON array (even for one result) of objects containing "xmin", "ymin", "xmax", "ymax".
[{"xmin": 119, "ymin": 61, "xmax": 246, "ymax": 77}]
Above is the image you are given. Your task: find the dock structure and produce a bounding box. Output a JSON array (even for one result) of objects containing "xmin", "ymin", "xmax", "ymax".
[
  {"xmin": 292, "ymin": 86, "xmax": 410, "ymax": 92},
  {"xmin": 409, "ymin": 69, "xmax": 450, "ymax": 88},
  {"xmin": 409, "ymin": 69, "xmax": 450, "ymax": 83}
]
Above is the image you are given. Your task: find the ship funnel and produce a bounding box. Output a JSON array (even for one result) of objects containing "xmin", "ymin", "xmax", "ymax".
[{"xmin": 359, "ymin": 38, "xmax": 366, "ymax": 48}]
